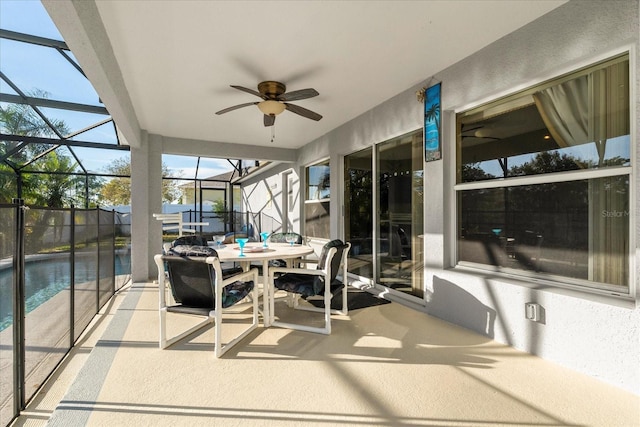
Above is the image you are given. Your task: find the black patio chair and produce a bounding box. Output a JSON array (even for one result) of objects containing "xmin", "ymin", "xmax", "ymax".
[
  {"xmin": 269, "ymin": 239, "xmax": 350, "ymax": 334},
  {"xmin": 166, "ymin": 236, "xmax": 243, "ymax": 277},
  {"xmin": 267, "ymin": 232, "xmax": 304, "ymax": 267},
  {"xmin": 154, "ymin": 245, "xmax": 259, "ymax": 357}
]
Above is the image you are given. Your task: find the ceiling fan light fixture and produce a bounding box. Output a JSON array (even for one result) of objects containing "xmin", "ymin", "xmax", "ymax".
[{"xmin": 258, "ymin": 100, "xmax": 286, "ymax": 116}]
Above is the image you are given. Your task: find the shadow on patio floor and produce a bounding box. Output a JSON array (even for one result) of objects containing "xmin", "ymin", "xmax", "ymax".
[{"xmin": 14, "ymin": 281, "xmax": 640, "ymax": 427}]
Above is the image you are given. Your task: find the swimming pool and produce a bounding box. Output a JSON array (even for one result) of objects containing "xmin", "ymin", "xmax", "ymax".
[{"xmin": 0, "ymin": 254, "xmax": 130, "ymax": 332}]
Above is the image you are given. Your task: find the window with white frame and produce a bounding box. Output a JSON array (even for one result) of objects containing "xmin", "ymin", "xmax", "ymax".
[
  {"xmin": 455, "ymin": 53, "xmax": 631, "ymax": 293},
  {"xmin": 305, "ymin": 159, "xmax": 330, "ymax": 238}
]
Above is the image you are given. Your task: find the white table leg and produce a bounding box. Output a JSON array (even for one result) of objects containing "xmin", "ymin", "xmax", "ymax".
[{"xmin": 262, "ymin": 259, "xmax": 271, "ymax": 327}]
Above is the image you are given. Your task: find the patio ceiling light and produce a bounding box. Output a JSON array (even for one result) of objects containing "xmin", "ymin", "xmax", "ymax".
[{"xmin": 257, "ymin": 100, "xmax": 286, "ymax": 116}]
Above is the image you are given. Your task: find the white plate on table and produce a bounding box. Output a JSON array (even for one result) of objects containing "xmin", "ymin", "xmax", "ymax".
[{"xmin": 233, "ymin": 246, "xmax": 265, "ymax": 253}]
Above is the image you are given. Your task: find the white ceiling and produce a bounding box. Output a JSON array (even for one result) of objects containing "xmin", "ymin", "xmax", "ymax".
[{"xmin": 47, "ymin": 1, "xmax": 566, "ymax": 153}]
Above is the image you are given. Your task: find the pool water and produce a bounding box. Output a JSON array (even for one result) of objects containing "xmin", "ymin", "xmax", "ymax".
[{"xmin": 0, "ymin": 255, "xmax": 130, "ymax": 332}]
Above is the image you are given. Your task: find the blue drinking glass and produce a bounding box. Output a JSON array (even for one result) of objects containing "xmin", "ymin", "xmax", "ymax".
[
  {"xmin": 236, "ymin": 238, "xmax": 248, "ymax": 257},
  {"xmin": 260, "ymin": 232, "xmax": 270, "ymax": 248}
]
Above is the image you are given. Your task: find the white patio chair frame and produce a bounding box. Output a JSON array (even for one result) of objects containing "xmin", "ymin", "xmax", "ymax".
[
  {"xmin": 154, "ymin": 254, "xmax": 259, "ymax": 358},
  {"xmin": 269, "ymin": 242, "xmax": 350, "ymax": 335}
]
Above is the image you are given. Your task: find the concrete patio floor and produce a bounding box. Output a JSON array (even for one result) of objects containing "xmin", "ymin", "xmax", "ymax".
[{"xmin": 11, "ymin": 281, "xmax": 640, "ymax": 427}]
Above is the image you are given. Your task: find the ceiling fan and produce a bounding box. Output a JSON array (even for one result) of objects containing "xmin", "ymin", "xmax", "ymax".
[
  {"xmin": 215, "ymin": 81, "xmax": 322, "ymax": 127},
  {"xmin": 460, "ymin": 124, "xmax": 499, "ymax": 141}
]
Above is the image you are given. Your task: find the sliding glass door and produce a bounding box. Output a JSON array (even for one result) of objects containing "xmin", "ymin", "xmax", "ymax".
[
  {"xmin": 345, "ymin": 148, "xmax": 374, "ymax": 278},
  {"xmin": 377, "ymin": 132, "xmax": 424, "ymax": 297},
  {"xmin": 344, "ymin": 130, "xmax": 424, "ymax": 298}
]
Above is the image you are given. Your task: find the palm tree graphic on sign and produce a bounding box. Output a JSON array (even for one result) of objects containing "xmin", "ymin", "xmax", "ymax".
[{"xmin": 424, "ymin": 83, "xmax": 441, "ymax": 154}]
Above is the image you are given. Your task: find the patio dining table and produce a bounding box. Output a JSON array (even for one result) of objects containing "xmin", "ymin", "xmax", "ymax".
[{"xmin": 211, "ymin": 241, "xmax": 314, "ymax": 326}]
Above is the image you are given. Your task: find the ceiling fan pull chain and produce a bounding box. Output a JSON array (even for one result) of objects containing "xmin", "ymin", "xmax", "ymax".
[{"xmin": 271, "ymin": 124, "xmax": 276, "ymax": 143}]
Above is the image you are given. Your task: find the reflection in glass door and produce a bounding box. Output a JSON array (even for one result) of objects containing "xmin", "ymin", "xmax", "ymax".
[
  {"xmin": 345, "ymin": 148, "xmax": 373, "ymax": 279},
  {"xmin": 377, "ymin": 132, "xmax": 424, "ymax": 297},
  {"xmin": 344, "ymin": 130, "xmax": 424, "ymax": 298}
]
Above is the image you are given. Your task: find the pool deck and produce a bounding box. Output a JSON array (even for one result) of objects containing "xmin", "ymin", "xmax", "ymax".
[{"xmin": 7, "ymin": 280, "xmax": 640, "ymax": 426}]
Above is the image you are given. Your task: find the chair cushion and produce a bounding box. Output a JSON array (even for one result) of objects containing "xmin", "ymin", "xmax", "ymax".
[
  {"xmin": 168, "ymin": 279, "xmax": 254, "ymax": 309},
  {"xmin": 220, "ymin": 280, "xmax": 254, "ymax": 307},
  {"xmin": 269, "ymin": 259, "xmax": 288, "ymax": 268},
  {"xmin": 172, "ymin": 235, "xmax": 208, "ymax": 247},
  {"xmin": 274, "ymin": 273, "xmax": 316, "ymax": 298},
  {"xmin": 169, "ymin": 244, "xmax": 216, "ymax": 257},
  {"xmin": 274, "ymin": 239, "xmax": 348, "ymax": 297}
]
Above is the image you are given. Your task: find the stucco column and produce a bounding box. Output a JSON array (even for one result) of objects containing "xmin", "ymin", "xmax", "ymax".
[
  {"xmin": 130, "ymin": 131, "xmax": 163, "ymax": 281},
  {"xmin": 422, "ymin": 111, "xmax": 449, "ymax": 301}
]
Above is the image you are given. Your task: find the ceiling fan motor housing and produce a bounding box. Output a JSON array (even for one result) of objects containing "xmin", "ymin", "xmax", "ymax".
[{"xmin": 258, "ymin": 81, "xmax": 286, "ymax": 98}]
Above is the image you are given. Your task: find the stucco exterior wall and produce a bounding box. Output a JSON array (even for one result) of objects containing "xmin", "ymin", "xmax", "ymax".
[
  {"xmin": 252, "ymin": 0, "xmax": 640, "ymax": 394},
  {"xmin": 241, "ymin": 163, "xmax": 302, "ymax": 234}
]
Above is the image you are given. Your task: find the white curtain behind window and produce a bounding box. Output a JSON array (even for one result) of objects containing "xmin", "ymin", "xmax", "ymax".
[
  {"xmin": 533, "ymin": 61, "xmax": 629, "ymax": 287},
  {"xmin": 533, "ymin": 75, "xmax": 591, "ymax": 149}
]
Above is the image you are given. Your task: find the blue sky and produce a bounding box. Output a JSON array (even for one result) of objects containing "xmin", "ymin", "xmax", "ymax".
[
  {"xmin": 472, "ymin": 134, "xmax": 631, "ymax": 179},
  {"xmin": 0, "ymin": 0, "xmax": 232, "ymax": 179}
]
